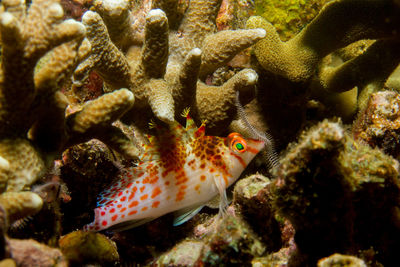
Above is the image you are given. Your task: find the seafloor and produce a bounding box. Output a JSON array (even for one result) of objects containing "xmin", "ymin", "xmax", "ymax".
[{"xmin": 1, "ymin": 0, "xmax": 400, "ymax": 266}]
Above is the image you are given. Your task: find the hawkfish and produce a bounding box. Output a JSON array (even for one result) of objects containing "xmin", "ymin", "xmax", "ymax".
[{"xmin": 83, "ymin": 110, "xmax": 264, "ymax": 231}]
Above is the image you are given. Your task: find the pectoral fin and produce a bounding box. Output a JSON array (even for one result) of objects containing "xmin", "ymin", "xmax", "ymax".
[
  {"xmin": 107, "ymin": 217, "xmax": 155, "ymax": 232},
  {"xmin": 173, "ymin": 204, "xmax": 205, "ymax": 226}
]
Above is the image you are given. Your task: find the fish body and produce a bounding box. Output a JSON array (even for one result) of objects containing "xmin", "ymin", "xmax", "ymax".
[{"xmin": 83, "ymin": 113, "xmax": 264, "ymax": 231}]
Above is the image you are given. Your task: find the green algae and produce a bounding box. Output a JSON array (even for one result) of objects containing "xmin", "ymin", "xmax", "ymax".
[
  {"xmin": 254, "ymin": 0, "xmax": 330, "ymax": 40},
  {"xmin": 59, "ymin": 230, "xmax": 119, "ymax": 265}
]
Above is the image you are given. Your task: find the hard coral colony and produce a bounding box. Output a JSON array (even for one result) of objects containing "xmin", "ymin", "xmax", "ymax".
[{"xmin": 84, "ymin": 112, "xmax": 264, "ymax": 231}]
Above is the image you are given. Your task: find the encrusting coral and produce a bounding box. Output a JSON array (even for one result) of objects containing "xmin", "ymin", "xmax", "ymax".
[{"xmin": 74, "ymin": 0, "xmax": 266, "ymax": 134}]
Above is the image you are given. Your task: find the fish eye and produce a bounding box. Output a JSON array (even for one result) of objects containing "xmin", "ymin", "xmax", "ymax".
[{"xmin": 227, "ymin": 133, "xmax": 247, "ymax": 153}]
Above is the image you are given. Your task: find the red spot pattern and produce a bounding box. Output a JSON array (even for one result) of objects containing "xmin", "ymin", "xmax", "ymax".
[
  {"xmin": 129, "ymin": 210, "xmax": 137, "ymax": 215},
  {"xmin": 128, "ymin": 187, "xmax": 137, "ymax": 200},
  {"xmin": 129, "ymin": 201, "xmax": 139, "ymax": 208},
  {"xmin": 140, "ymin": 194, "xmax": 148, "ymax": 200},
  {"xmin": 111, "ymin": 215, "xmax": 118, "ymax": 221},
  {"xmin": 151, "ymin": 187, "xmax": 162, "ymax": 198},
  {"xmin": 152, "ymin": 201, "xmax": 160, "ymax": 208}
]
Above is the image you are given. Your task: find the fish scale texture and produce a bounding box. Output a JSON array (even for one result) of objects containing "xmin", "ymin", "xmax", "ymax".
[{"xmin": 84, "ymin": 114, "xmax": 265, "ymax": 231}]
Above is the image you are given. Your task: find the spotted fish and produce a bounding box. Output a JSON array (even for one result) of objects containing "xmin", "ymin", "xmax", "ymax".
[{"xmin": 83, "ymin": 111, "xmax": 264, "ymax": 231}]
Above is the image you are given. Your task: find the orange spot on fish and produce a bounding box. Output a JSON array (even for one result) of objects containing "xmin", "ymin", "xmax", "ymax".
[
  {"xmin": 111, "ymin": 215, "xmax": 118, "ymax": 221},
  {"xmin": 140, "ymin": 194, "xmax": 148, "ymax": 200},
  {"xmin": 165, "ymin": 181, "xmax": 170, "ymax": 186},
  {"xmin": 152, "ymin": 201, "xmax": 160, "ymax": 208},
  {"xmin": 118, "ymin": 191, "xmax": 123, "ymax": 197},
  {"xmin": 142, "ymin": 206, "xmax": 148, "ymax": 211},
  {"xmin": 151, "ymin": 187, "xmax": 162, "ymax": 198},
  {"xmin": 127, "ymin": 182, "xmax": 133, "ymax": 188},
  {"xmin": 102, "ymin": 220, "xmax": 107, "ymax": 226},
  {"xmin": 129, "ymin": 201, "xmax": 139, "ymax": 208},
  {"xmin": 150, "ymin": 176, "xmax": 159, "ymax": 184},
  {"xmin": 128, "ymin": 210, "xmax": 137, "ymax": 215},
  {"xmin": 129, "ymin": 187, "xmax": 137, "ymax": 201},
  {"xmin": 142, "ymin": 177, "xmax": 150, "ymax": 184},
  {"xmin": 176, "ymin": 191, "xmax": 185, "ymax": 202},
  {"xmin": 140, "ymin": 186, "xmax": 145, "ymax": 192},
  {"xmin": 100, "ymin": 211, "xmax": 105, "ymax": 216},
  {"xmin": 120, "ymin": 196, "xmax": 126, "ymax": 202},
  {"xmin": 195, "ymin": 184, "xmax": 200, "ymax": 192},
  {"xmin": 117, "ymin": 204, "xmax": 122, "ymax": 208},
  {"xmin": 200, "ymin": 175, "xmax": 206, "ymax": 181},
  {"xmin": 120, "ymin": 207, "xmax": 126, "ymax": 212},
  {"xmin": 175, "ymin": 177, "xmax": 188, "ymax": 185},
  {"xmin": 109, "ymin": 208, "xmax": 115, "ymax": 213},
  {"xmin": 121, "ymin": 214, "xmax": 125, "ymax": 218}
]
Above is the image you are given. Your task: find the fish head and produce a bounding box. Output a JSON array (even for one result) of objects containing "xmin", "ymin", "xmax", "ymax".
[{"xmin": 224, "ymin": 132, "xmax": 265, "ymax": 179}]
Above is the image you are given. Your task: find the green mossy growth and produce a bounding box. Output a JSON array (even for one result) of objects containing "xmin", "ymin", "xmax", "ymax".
[
  {"xmin": 59, "ymin": 230, "xmax": 119, "ymax": 265},
  {"xmin": 254, "ymin": 0, "xmax": 329, "ymax": 40}
]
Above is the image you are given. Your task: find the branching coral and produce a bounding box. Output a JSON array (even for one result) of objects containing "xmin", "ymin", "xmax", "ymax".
[
  {"xmin": 74, "ymin": 0, "xmax": 266, "ymax": 134},
  {"xmin": 245, "ymin": 0, "xmax": 400, "ymax": 145},
  {"xmin": 0, "ymin": 0, "xmax": 138, "ymax": 218}
]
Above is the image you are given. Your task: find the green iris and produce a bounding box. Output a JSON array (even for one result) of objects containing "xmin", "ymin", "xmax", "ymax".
[{"xmin": 235, "ymin": 143, "xmax": 244, "ymax": 151}]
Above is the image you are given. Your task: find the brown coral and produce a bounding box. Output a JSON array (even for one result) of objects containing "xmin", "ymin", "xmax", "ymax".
[
  {"xmin": 245, "ymin": 0, "xmax": 400, "ymax": 146},
  {"xmin": 0, "ymin": 0, "xmax": 140, "ymax": 194},
  {"xmin": 74, "ymin": 0, "xmax": 266, "ymax": 134}
]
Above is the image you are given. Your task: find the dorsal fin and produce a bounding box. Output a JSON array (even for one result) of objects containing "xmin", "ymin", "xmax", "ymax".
[{"xmin": 138, "ymin": 134, "xmax": 161, "ymax": 162}]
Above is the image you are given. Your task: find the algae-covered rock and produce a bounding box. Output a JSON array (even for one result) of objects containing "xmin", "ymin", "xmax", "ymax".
[
  {"xmin": 200, "ymin": 214, "xmax": 266, "ymax": 266},
  {"xmin": 353, "ymin": 91, "xmax": 400, "ymax": 160},
  {"xmin": 318, "ymin": 253, "xmax": 367, "ymax": 267},
  {"xmin": 59, "ymin": 230, "xmax": 119, "ymax": 265},
  {"xmin": 0, "ymin": 259, "xmax": 16, "ymax": 267},
  {"xmin": 154, "ymin": 240, "xmax": 205, "ymax": 266},
  {"xmin": 8, "ymin": 238, "xmax": 67, "ymax": 267},
  {"xmin": 274, "ymin": 120, "xmax": 400, "ymax": 266},
  {"xmin": 233, "ymin": 173, "xmax": 282, "ymax": 252}
]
